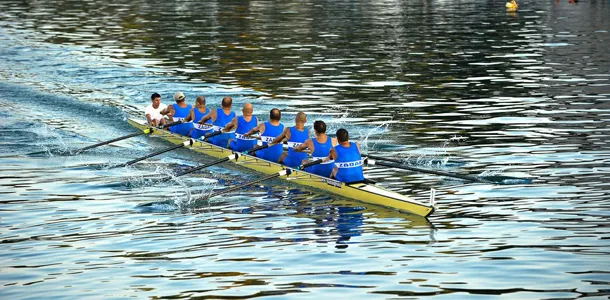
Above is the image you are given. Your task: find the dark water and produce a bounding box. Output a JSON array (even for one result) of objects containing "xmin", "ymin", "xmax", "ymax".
[{"xmin": 1, "ymin": 0, "xmax": 609, "ymax": 299}]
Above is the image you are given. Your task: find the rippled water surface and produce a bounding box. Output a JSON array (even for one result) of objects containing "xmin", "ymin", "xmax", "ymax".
[{"xmin": 1, "ymin": 0, "xmax": 609, "ymax": 299}]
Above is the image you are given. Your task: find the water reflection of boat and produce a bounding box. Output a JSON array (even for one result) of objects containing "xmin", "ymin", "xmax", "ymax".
[{"xmin": 128, "ymin": 118, "xmax": 435, "ymax": 217}]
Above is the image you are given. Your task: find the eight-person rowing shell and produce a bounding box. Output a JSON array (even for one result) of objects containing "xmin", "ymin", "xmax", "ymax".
[{"xmin": 144, "ymin": 93, "xmax": 364, "ymax": 183}]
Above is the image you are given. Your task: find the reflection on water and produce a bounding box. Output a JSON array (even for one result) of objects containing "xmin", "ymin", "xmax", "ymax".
[{"xmin": 0, "ymin": 0, "xmax": 609, "ymax": 299}]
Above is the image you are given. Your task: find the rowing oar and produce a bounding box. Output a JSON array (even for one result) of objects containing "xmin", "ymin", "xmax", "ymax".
[
  {"xmin": 298, "ymin": 157, "xmax": 329, "ymax": 170},
  {"xmin": 363, "ymin": 154, "xmax": 532, "ymax": 184},
  {"xmin": 208, "ymin": 169, "xmax": 292, "ymax": 198},
  {"xmin": 72, "ymin": 120, "xmax": 183, "ymax": 154},
  {"xmin": 171, "ymin": 143, "xmax": 272, "ymax": 178},
  {"xmin": 113, "ymin": 129, "xmax": 225, "ymax": 169}
]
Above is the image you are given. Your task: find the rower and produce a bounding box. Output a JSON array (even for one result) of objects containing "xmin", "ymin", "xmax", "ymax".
[
  {"xmin": 225, "ymin": 103, "xmax": 259, "ymax": 151},
  {"xmin": 294, "ymin": 120, "xmax": 337, "ymax": 177},
  {"xmin": 198, "ymin": 96, "xmax": 236, "ymax": 146},
  {"xmin": 245, "ymin": 108, "xmax": 284, "ymax": 162},
  {"xmin": 272, "ymin": 112, "xmax": 309, "ymax": 167},
  {"xmin": 186, "ymin": 96, "xmax": 211, "ymax": 139},
  {"xmin": 145, "ymin": 93, "xmax": 167, "ymax": 127},
  {"xmin": 160, "ymin": 92, "xmax": 193, "ymax": 136},
  {"xmin": 329, "ymin": 128, "xmax": 365, "ymax": 183}
]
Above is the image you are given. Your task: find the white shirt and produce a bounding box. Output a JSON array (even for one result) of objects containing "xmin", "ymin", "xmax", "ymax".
[{"xmin": 145, "ymin": 103, "xmax": 168, "ymax": 121}]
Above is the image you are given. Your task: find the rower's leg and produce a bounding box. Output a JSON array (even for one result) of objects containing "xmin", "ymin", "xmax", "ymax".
[{"xmin": 278, "ymin": 152, "xmax": 288, "ymax": 164}]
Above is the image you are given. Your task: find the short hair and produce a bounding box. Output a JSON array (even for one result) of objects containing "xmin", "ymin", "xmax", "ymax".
[
  {"xmin": 221, "ymin": 96, "xmax": 232, "ymax": 108},
  {"xmin": 295, "ymin": 112, "xmax": 306, "ymax": 123},
  {"xmin": 270, "ymin": 108, "xmax": 281, "ymax": 121},
  {"xmin": 336, "ymin": 128, "xmax": 349, "ymax": 143},
  {"xmin": 151, "ymin": 93, "xmax": 161, "ymax": 100},
  {"xmin": 196, "ymin": 96, "xmax": 206, "ymax": 105},
  {"xmin": 313, "ymin": 120, "xmax": 326, "ymax": 134}
]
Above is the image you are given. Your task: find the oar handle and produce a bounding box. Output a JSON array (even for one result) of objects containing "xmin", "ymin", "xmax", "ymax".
[
  {"xmin": 158, "ymin": 120, "xmax": 183, "ymax": 129},
  {"xmin": 299, "ymin": 158, "xmax": 327, "ymax": 170},
  {"xmin": 202, "ymin": 130, "xmax": 223, "ymax": 140}
]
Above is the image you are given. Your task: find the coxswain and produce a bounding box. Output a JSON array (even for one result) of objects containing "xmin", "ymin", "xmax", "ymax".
[{"xmin": 145, "ymin": 93, "xmax": 167, "ymax": 127}]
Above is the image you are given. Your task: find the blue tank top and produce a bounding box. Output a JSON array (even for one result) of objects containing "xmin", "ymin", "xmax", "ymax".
[
  {"xmin": 230, "ymin": 116, "xmax": 258, "ymax": 151},
  {"xmin": 257, "ymin": 122, "xmax": 285, "ymax": 163},
  {"xmin": 170, "ymin": 103, "xmax": 194, "ymax": 136},
  {"xmin": 282, "ymin": 126, "xmax": 309, "ymax": 168},
  {"xmin": 208, "ymin": 108, "xmax": 236, "ymax": 147},
  {"xmin": 190, "ymin": 107, "xmax": 211, "ymax": 139},
  {"xmin": 334, "ymin": 142, "xmax": 364, "ymax": 183},
  {"xmin": 305, "ymin": 136, "xmax": 335, "ymax": 177}
]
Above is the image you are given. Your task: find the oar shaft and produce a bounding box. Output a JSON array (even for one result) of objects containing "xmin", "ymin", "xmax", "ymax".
[
  {"xmin": 299, "ymin": 158, "xmax": 326, "ymax": 170},
  {"xmin": 170, "ymin": 143, "xmax": 269, "ymax": 178},
  {"xmin": 209, "ymin": 169, "xmax": 289, "ymax": 198},
  {"xmin": 115, "ymin": 140, "xmax": 193, "ymax": 168},
  {"xmin": 174, "ymin": 155, "xmax": 233, "ymax": 177},
  {"xmin": 74, "ymin": 129, "xmax": 152, "ymax": 154},
  {"xmin": 368, "ymin": 158, "xmax": 481, "ymax": 182}
]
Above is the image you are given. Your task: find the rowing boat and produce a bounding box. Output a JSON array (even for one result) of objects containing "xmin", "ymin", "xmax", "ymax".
[{"xmin": 127, "ymin": 118, "xmax": 435, "ymax": 217}]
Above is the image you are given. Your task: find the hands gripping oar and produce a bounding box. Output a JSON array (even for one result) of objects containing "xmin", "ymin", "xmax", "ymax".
[{"xmin": 363, "ymin": 154, "xmax": 532, "ymax": 184}]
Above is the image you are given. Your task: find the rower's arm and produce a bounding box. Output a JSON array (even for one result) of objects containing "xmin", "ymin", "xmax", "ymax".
[
  {"xmin": 160, "ymin": 105, "xmax": 175, "ymax": 117},
  {"xmin": 245, "ymin": 123, "xmax": 264, "ymax": 137},
  {"xmin": 328, "ymin": 147, "xmax": 337, "ymax": 160},
  {"xmin": 198, "ymin": 110, "xmax": 215, "ymax": 124},
  {"xmin": 184, "ymin": 108, "xmax": 195, "ymax": 122},
  {"xmin": 223, "ymin": 117, "xmax": 238, "ymax": 132},
  {"xmin": 270, "ymin": 128, "xmax": 289, "ymax": 144},
  {"xmin": 145, "ymin": 113, "xmax": 154, "ymax": 126},
  {"xmin": 294, "ymin": 139, "xmax": 312, "ymax": 153}
]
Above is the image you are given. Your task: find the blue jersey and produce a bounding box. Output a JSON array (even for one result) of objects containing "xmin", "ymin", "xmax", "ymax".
[
  {"xmin": 305, "ymin": 136, "xmax": 335, "ymax": 177},
  {"xmin": 208, "ymin": 108, "xmax": 235, "ymax": 148},
  {"xmin": 190, "ymin": 107, "xmax": 211, "ymax": 139},
  {"xmin": 257, "ymin": 122, "xmax": 285, "ymax": 163},
  {"xmin": 334, "ymin": 142, "xmax": 364, "ymax": 183},
  {"xmin": 169, "ymin": 103, "xmax": 193, "ymax": 136},
  {"xmin": 229, "ymin": 116, "xmax": 258, "ymax": 152},
  {"xmin": 283, "ymin": 126, "xmax": 309, "ymax": 168}
]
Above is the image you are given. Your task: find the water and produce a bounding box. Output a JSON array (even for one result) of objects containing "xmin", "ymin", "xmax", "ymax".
[{"xmin": 1, "ymin": 0, "xmax": 609, "ymax": 298}]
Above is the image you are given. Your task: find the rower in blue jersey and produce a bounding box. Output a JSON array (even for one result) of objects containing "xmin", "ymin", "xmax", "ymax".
[
  {"xmin": 186, "ymin": 96, "xmax": 212, "ymax": 139},
  {"xmin": 245, "ymin": 108, "xmax": 284, "ymax": 162},
  {"xmin": 197, "ymin": 96, "xmax": 235, "ymax": 147},
  {"xmin": 271, "ymin": 112, "xmax": 309, "ymax": 168},
  {"xmin": 225, "ymin": 103, "xmax": 259, "ymax": 152},
  {"xmin": 160, "ymin": 92, "xmax": 193, "ymax": 136},
  {"xmin": 330, "ymin": 128, "xmax": 365, "ymax": 183},
  {"xmin": 294, "ymin": 120, "xmax": 337, "ymax": 177}
]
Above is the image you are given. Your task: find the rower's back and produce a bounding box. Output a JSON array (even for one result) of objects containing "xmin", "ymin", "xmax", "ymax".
[
  {"xmin": 208, "ymin": 97, "xmax": 235, "ymax": 147},
  {"xmin": 229, "ymin": 103, "xmax": 258, "ymax": 151},
  {"xmin": 305, "ymin": 121, "xmax": 335, "ymax": 177},
  {"xmin": 257, "ymin": 109, "xmax": 284, "ymax": 163},
  {"xmin": 169, "ymin": 92, "xmax": 194, "ymax": 136},
  {"xmin": 333, "ymin": 128, "xmax": 364, "ymax": 183}
]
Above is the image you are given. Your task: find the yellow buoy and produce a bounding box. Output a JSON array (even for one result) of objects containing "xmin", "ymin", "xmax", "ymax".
[{"xmin": 506, "ymin": 0, "xmax": 518, "ymax": 10}]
